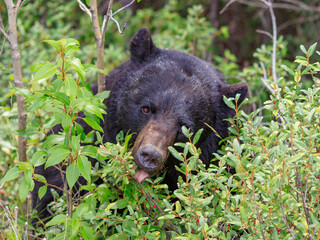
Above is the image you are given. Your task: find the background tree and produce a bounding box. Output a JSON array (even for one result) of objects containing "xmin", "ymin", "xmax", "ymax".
[{"xmin": 1, "ymin": 0, "xmax": 27, "ymax": 215}]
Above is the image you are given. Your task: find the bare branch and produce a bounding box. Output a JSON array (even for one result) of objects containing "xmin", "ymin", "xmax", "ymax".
[
  {"xmin": 0, "ymin": 37, "xmax": 6, "ymax": 56},
  {"xmin": 219, "ymin": 0, "xmax": 237, "ymax": 14},
  {"xmin": 112, "ymin": 0, "xmax": 135, "ymax": 16},
  {"xmin": 256, "ymin": 29, "xmax": 273, "ymax": 39},
  {"xmin": 76, "ymin": 0, "xmax": 92, "ymax": 17},
  {"xmin": 110, "ymin": 13, "xmax": 127, "ymax": 34},
  {"xmin": 101, "ymin": 0, "xmax": 114, "ymax": 37},
  {"xmin": 259, "ymin": 62, "xmax": 275, "ymax": 95},
  {"xmin": 16, "ymin": 0, "xmax": 28, "ymax": 14},
  {"xmin": 262, "ymin": 0, "xmax": 278, "ymax": 88},
  {"xmin": 102, "ymin": 0, "xmax": 134, "ymax": 35},
  {"xmin": 0, "ymin": 15, "xmax": 10, "ymax": 41},
  {"xmin": 278, "ymin": 14, "xmax": 320, "ymax": 32},
  {"xmin": 16, "ymin": 0, "xmax": 22, "ymax": 9},
  {"xmin": 221, "ymin": 0, "xmax": 320, "ymax": 13},
  {"xmin": 0, "ymin": 26, "xmax": 9, "ymax": 41},
  {"xmin": 281, "ymin": 0, "xmax": 320, "ymax": 12}
]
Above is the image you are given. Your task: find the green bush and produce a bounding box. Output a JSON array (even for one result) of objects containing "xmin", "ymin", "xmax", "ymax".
[
  {"xmin": 1, "ymin": 1, "xmax": 319, "ymax": 238},
  {"xmin": 1, "ymin": 40, "xmax": 319, "ymax": 239}
]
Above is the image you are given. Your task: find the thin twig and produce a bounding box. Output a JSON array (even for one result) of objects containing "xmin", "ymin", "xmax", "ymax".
[
  {"xmin": 263, "ymin": 0, "xmax": 278, "ymax": 87},
  {"xmin": 219, "ymin": 0, "xmax": 236, "ymax": 14},
  {"xmin": 250, "ymin": 174, "xmax": 266, "ymax": 240},
  {"xmin": 76, "ymin": 0, "xmax": 92, "ymax": 17},
  {"xmin": 137, "ymin": 181, "xmax": 179, "ymax": 232},
  {"xmin": 16, "ymin": 0, "xmax": 27, "ymax": 14},
  {"xmin": 279, "ymin": 162, "xmax": 294, "ymax": 237},
  {"xmin": 259, "ymin": 61, "xmax": 275, "ymax": 95},
  {"xmin": 0, "ymin": 27, "xmax": 9, "ymax": 41},
  {"xmin": 221, "ymin": 0, "xmax": 320, "ymax": 13},
  {"xmin": 112, "ymin": 0, "xmax": 135, "ymax": 16},
  {"xmin": 101, "ymin": 0, "xmax": 114, "ymax": 37},
  {"xmin": 278, "ymin": 14, "xmax": 320, "ymax": 32},
  {"xmin": 256, "ymin": 29, "xmax": 273, "ymax": 39},
  {"xmin": 110, "ymin": 13, "xmax": 127, "ymax": 34},
  {"xmin": 0, "ymin": 15, "xmax": 9, "ymax": 41}
]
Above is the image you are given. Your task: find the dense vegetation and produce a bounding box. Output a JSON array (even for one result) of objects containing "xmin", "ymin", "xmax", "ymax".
[{"xmin": 0, "ymin": 0, "xmax": 319, "ymax": 239}]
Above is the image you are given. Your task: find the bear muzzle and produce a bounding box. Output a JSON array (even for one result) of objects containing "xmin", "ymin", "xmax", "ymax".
[{"xmin": 131, "ymin": 119, "xmax": 177, "ymax": 182}]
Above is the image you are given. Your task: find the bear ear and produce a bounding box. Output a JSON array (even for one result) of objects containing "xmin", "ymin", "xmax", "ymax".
[
  {"xmin": 222, "ymin": 82, "xmax": 248, "ymax": 105},
  {"xmin": 130, "ymin": 28, "xmax": 158, "ymax": 64}
]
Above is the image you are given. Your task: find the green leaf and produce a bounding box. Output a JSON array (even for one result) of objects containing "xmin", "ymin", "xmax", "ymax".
[
  {"xmin": 158, "ymin": 214, "xmax": 176, "ymax": 220},
  {"xmin": 30, "ymin": 62, "xmax": 43, "ymax": 72},
  {"xmin": 81, "ymin": 145, "xmax": 98, "ymax": 158},
  {"xmin": 71, "ymin": 135, "xmax": 80, "ymax": 153},
  {"xmin": 46, "ymin": 214, "xmax": 67, "ymax": 227},
  {"xmin": 181, "ymin": 125, "xmax": 191, "ymax": 138},
  {"xmin": 239, "ymin": 206, "xmax": 248, "ymax": 223},
  {"xmin": 42, "ymin": 134, "xmax": 64, "ymax": 148},
  {"xmin": 71, "ymin": 220, "xmax": 81, "ymax": 238},
  {"xmin": 193, "ymin": 128, "xmax": 203, "ymax": 145},
  {"xmin": 42, "ymin": 40, "xmax": 61, "ymax": 52},
  {"xmin": 84, "ymin": 104, "xmax": 105, "ymax": 120},
  {"xmin": 281, "ymin": 64, "xmax": 294, "ymax": 76},
  {"xmin": 38, "ymin": 185, "xmax": 47, "ymax": 200},
  {"xmin": 223, "ymin": 95, "xmax": 235, "ymax": 109},
  {"xmin": 84, "ymin": 63, "xmax": 108, "ymax": 75},
  {"xmin": 83, "ymin": 117, "xmax": 103, "ymax": 132},
  {"xmin": 34, "ymin": 174, "xmax": 47, "ymax": 183},
  {"xmin": 62, "ymin": 114, "xmax": 72, "ymax": 133},
  {"xmin": 31, "ymin": 150, "xmax": 47, "ymax": 167},
  {"xmin": 80, "ymin": 225, "xmax": 95, "ymax": 240},
  {"xmin": 106, "ymin": 234, "xmax": 127, "ymax": 240},
  {"xmin": 0, "ymin": 167, "xmax": 22, "ymax": 184},
  {"xmin": 168, "ymin": 146, "xmax": 184, "ymax": 161},
  {"xmin": 66, "ymin": 162, "xmax": 80, "ymax": 189},
  {"xmin": 307, "ymin": 42, "xmax": 317, "ymax": 57},
  {"xmin": 175, "ymin": 201, "xmax": 181, "ymax": 213},
  {"xmin": 32, "ymin": 61, "xmax": 57, "ymax": 83},
  {"xmin": 19, "ymin": 180, "xmax": 29, "ymax": 202},
  {"xmin": 287, "ymin": 152, "xmax": 305, "ymax": 164},
  {"xmin": 54, "ymin": 92, "xmax": 70, "ymax": 106},
  {"xmin": 64, "ymin": 38, "xmax": 80, "ymax": 56},
  {"xmin": 78, "ymin": 155, "xmax": 91, "ymax": 183},
  {"xmin": 64, "ymin": 75, "xmax": 78, "ymax": 100},
  {"xmin": 300, "ymin": 45, "xmax": 307, "ymax": 54},
  {"xmin": 24, "ymin": 169, "xmax": 33, "ymax": 188},
  {"xmin": 115, "ymin": 199, "xmax": 128, "ymax": 209},
  {"xmin": 95, "ymin": 90, "xmax": 110, "ymax": 100},
  {"xmin": 68, "ymin": 58, "xmax": 86, "ymax": 82},
  {"xmin": 305, "ymin": 108, "xmax": 315, "ymax": 123},
  {"xmin": 45, "ymin": 147, "xmax": 70, "ymax": 169}
]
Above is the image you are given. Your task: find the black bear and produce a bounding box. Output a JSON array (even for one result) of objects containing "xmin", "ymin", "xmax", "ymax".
[{"xmin": 32, "ymin": 28, "xmax": 248, "ymax": 224}]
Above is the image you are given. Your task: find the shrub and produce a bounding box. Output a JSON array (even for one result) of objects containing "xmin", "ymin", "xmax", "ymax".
[{"xmin": 1, "ymin": 34, "xmax": 319, "ymax": 239}]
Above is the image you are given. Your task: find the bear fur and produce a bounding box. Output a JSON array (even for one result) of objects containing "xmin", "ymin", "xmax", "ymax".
[{"xmin": 32, "ymin": 28, "xmax": 248, "ymax": 224}]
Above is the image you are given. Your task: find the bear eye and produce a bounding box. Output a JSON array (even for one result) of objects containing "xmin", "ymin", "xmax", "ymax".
[{"xmin": 141, "ymin": 106, "xmax": 151, "ymax": 115}]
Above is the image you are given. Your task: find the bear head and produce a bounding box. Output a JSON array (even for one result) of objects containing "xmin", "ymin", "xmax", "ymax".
[{"xmin": 104, "ymin": 28, "xmax": 248, "ymax": 185}]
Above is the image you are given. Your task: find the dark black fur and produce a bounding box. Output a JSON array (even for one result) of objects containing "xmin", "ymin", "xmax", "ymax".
[{"xmin": 32, "ymin": 28, "xmax": 248, "ymax": 224}]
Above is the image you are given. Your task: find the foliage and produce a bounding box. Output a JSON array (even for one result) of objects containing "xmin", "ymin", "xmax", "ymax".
[
  {"xmin": 1, "ymin": 0, "xmax": 320, "ymax": 239},
  {"xmin": 1, "ymin": 40, "xmax": 319, "ymax": 239}
]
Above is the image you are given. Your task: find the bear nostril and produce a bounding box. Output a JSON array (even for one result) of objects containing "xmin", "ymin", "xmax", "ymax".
[{"xmin": 138, "ymin": 145, "xmax": 163, "ymax": 169}]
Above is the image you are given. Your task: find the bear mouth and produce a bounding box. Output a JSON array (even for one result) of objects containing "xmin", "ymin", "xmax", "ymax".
[{"xmin": 132, "ymin": 164, "xmax": 150, "ymax": 183}]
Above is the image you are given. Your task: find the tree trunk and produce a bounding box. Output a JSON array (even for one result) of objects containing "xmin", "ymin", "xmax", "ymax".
[{"xmin": 4, "ymin": 0, "xmax": 28, "ymax": 215}]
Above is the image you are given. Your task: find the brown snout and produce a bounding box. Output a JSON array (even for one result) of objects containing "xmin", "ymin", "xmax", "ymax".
[{"xmin": 132, "ymin": 119, "xmax": 177, "ymax": 176}]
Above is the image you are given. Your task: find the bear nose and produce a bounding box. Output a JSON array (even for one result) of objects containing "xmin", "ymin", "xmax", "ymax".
[{"xmin": 138, "ymin": 145, "xmax": 163, "ymax": 169}]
